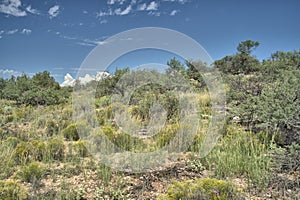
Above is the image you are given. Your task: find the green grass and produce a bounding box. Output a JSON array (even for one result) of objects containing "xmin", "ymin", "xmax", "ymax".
[{"xmin": 201, "ymin": 124, "xmax": 271, "ymax": 189}]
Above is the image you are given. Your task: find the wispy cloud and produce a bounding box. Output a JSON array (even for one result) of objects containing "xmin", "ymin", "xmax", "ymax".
[
  {"xmin": 77, "ymin": 38, "xmax": 108, "ymax": 47},
  {"xmin": 26, "ymin": 5, "xmax": 39, "ymax": 15},
  {"xmin": 96, "ymin": 9, "xmax": 113, "ymax": 17},
  {"xmin": 7, "ymin": 29, "xmax": 18, "ymax": 35},
  {"xmin": 115, "ymin": 5, "xmax": 132, "ymax": 15},
  {"xmin": 146, "ymin": 1, "xmax": 158, "ymax": 11},
  {"xmin": 170, "ymin": 10, "xmax": 179, "ymax": 16},
  {"xmin": 21, "ymin": 28, "xmax": 31, "ymax": 34},
  {"xmin": 107, "ymin": 0, "xmax": 126, "ymax": 5},
  {"xmin": 0, "ymin": 0, "xmax": 26, "ymax": 17},
  {"xmin": 48, "ymin": 5, "xmax": 60, "ymax": 19},
  {"xmin": 137, "ymin": 3, "xmax": 146, "ymax": 11},
  {"xmin": 0, "ymin": 69, "xmax": 22, "ymax": 77},
  {"xmin": 100, "ymin": 19, "xmax": 108, "ymax": 24},
  {"xmin": 162, "ymin": 0, "xmax": 189, "ymax": 4},
  {"xmin": 97, "ymin": 4, "xmax": 132, "ymax": 17}
]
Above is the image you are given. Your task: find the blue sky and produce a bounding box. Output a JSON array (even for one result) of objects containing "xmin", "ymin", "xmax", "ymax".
[{"xmin": 0, "ymin": 0, "xmax": 299, "ymax": 83}]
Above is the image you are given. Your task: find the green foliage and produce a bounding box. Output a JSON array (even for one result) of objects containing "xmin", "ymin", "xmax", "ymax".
[
  {"xmin": 156, "ymin": 123, "xmax": 179, "ymax": 148},
  {"xmin": 96, "ymin": 68, "xmax": 129, "ymax": 98},
  {"xmin": 158, "ymin": 178, "xmax": 241, "ymax": 200},
  {"xmin": 72, "ymin": 140, "xmax": 89, "ymax": 157},
  {"xmin": 13, "ymin": 140, "xmax": 47, "ymax": 163},
  {"xmin": 0, "ymin": 71, "xmax": 70, "ymax": 106},
  {"xmin": 0, "ymin": 141, "xmax": 17, "ymax": 179},
  {"xmin": 47, "ymin": 137, "xmax": 65, "ymax": 161},
  {"xmin": 97, "ymin": 163, "xmax": 112, "ymax": 186},
  {"xmin": 202, "ymin": 124, "xmax": 271, "ymax": 188},
  {"xmin": 237, "ymin": 40, "xmax": 259, "ymax": 55},
  {"xmin": 272, "ymin": 142, "xmax": 300, "ymax": 173},
  {"xmin": 30, "ymin": 139, "xmax": 47, "ymax": 161},
  {"xmin": 0, "ymin": 180, "xmax": 28, "ymax": 200},
  {"xmin": 99, "ymin": 125, "xmax": 145, "ymax": 151},
  {"xmin": 62, "ymin": 124, "xmax": 80, "ymax": 141},
  {"xmin": 46, "ymin": 119, "xmax": 59, "ymax": 137},
  {"xmin": 214, "ymin": 40, "xmax": 260, "ymax": 74},
  {"xmin": 16, "ymin": 162, "xmax": 45, "ymax": 183},
  {"xmin": 166, "ymin": 57, "xmax": 186, "ymax": 75},
  {"xmin": 14, "ymin": 141, "xmax": 32, "ymax": 164}
]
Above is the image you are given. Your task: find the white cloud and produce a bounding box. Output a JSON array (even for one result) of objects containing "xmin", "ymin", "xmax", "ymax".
[
  {"xmin": 0, "ymin": 30, "xmax": 4, "ymax": 35},
  {"xmin": 107, "ymin": 0, "xmax": 126, "ymax": 5},
  {"xmin": 115, "ymin": 5, "xmax": 132, "ymax": 15},
  {"xmin": 0, "ymin": 0, "xmax": 26, "ymax": 17},
  {"xmin": 79, "ymin": 74, "xmax": 94, "ymax": 85},
  {"xmin": 146, "ymin": 1, "xmax": 158, "ymax": 11},
  {"xmin": 7, "ymin": 29, "xmax": 18, "ymax": 35},
  {"xmin": 21, "ymin": 28, "xmax": 31, "ymax": 34},
  {"xmin": 61, "ymin": 73, "xmax": 76, "ymax": 87},
  {"xmin": 83, "ymin": 10, "xmax": 88, "ymax": 14},
  {"xmin": 0, "ymin": 69, "xmax": 22, "ymax": 77},
  {"xmin": 26, "ymin": 5, "xmax": 39, "ymax": 15},
  {"xmin": 60, "ymin": 72, "xmax": 111, "ymax": 87},
  {"xmin": 170, "ymin": 10, "xmax": 178, "ymax": 16},
  {"xmin": 96, "ymin": 9, "xmax": 113, "ymax": 17},
  {"xmin": 48, "ymin": 5, "xmax": 60, "ymax": 18},
  {"xmin": 137, "ymin": 3, "xmax": 146, "ymax": 11}
]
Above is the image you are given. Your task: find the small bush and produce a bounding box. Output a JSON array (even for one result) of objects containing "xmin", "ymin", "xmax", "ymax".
[
  {"xmin": 47, "ymin": 137, "xmax": 65, "ymax": 161},
  {"xmin": 30, "ymin": 140, "xmax": 47, "ymax": 161},
  {"xmin": 17, "ymin": 162, "xmax": 45, "ymax": 183},
  {"xmin": 0, "ymin": 180, "xmax": 28, "ymax": 200},
  {"xmin": 62, "ymin": 124, "xmax": 79, "ymax": 141},
  {"xmin": 97, "ymin": 163, "xmax": 112, "ymax": 186},
  {"xmin": 156, "ymin": 123, "xmax": 180, "ymax": 148},
  {"xmin": 14, "ymin": 141, "xmax": 32, "ymax": 164},
  {"xmin": 158, "ymin": 178, "xmax": 242, "ymax": 200},
  {"xmin": 72, "ymin": 140, "xmax": 89, "ymax": 157},
  {"xmin": 46, "ymin": 120, "xmax": 59, "ymax": 136}
]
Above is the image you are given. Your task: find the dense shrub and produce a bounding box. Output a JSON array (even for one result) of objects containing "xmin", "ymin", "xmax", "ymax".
[
  {"xmin": 0, "ymin": 180, "xmax": 28, "ymax": 200},
  {"xmin": 62, "ymin": 124, "xmax": 80, "ymax": 141},
  {"xmin": 46, "ymin": 119, "xmax": 59, "ymax": 137},
  {"xmin": 47, "ymin": 137, "xmax": 65, "ymax": 161},
  {"xmin": 30, "ymin": 140, "xmax": 47, "ymax": 161},
  {"xmin": 72, "ymin": 140, "xmax": 89, "ymax": 157},
  {"xmin": 158, "ymin": 178, "xmax": 242, "ymax": 200},
  {"xmin": 14, "ymin": 141, "xmax": 32, "ymax": 164},
  {"xmin": 202, "ymin": 124, "xmax": 271, "ymax": 188},
  {"xmin": 16, "ymin": 162, "xmax": 45, "ymax": 183}
]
